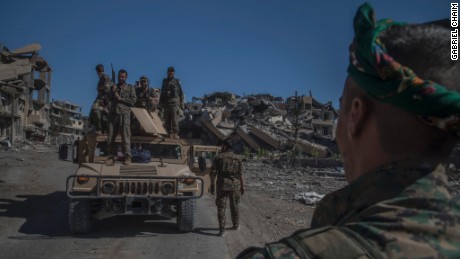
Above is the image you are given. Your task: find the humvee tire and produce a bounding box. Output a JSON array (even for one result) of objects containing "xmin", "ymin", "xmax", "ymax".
[
  {"xmin": 69, "ymin": 199, "xmax": 93, "ymax": 234},
  {"xmin": 177, "ymin": 195, "xmax": 195, "ymax": 232}
]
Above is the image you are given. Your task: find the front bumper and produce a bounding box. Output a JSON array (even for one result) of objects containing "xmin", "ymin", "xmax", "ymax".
[{"xmin": 66, "ymin": 175, "xmax": 203, "ymax": 199}]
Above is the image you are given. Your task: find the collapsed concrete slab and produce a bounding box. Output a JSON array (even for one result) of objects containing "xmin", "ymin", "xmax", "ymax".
[
  {"xmin": 288, "ymin": 138, "xmax": 328, "ymax": 158},
  {"xmin": 236, "ymin": 126, "xmax": 260, "ymax": 152},
  {"xmin": 250, "ymin": 125, "xmax": 282, "ymax": 149}
]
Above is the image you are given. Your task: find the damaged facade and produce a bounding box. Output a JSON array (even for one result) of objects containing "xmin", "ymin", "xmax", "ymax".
[
  {"xmin": 0, "ymin": 43, "xmax": 52, "ymax": 144},
  {"xmin": 181, "ymin": 92, "xmax": 339, "ymax": 158},
  {"xmin": 50, "ymin": 100, "xmax": 84, "ymax": 144}
]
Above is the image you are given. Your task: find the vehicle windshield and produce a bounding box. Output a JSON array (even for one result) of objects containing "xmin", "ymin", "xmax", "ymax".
[{"xmin": 140, "ymin": 143, "xmax": 182, "ymax": 160}]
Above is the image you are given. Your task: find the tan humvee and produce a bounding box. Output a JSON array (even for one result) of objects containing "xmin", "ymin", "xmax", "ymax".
[{"xmin": 66, "ymin": 108, "xmax": 213, "ymax": 234}]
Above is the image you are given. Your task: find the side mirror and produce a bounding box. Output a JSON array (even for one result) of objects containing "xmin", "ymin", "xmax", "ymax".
[{"xmin": 198, "ymin": 156, "xmax": 206, "ymax": 172}]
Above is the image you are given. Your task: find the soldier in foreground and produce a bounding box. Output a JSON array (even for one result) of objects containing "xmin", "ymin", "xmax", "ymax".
[
  {"xmin": 160, "ymin": 66, "xmax": 184, "ymax": 138},
  {"xmin": 238, "ymin": 3, "xmax": 460, "ymax": 258},
  {"xmin": 210, "ymin": 141, "xmax": 245, "ymax": 237},
  {"xmin": 106, "ymin": 69, "xmax": 136, "ymax": 166},
  {"xmin": 89, "ymin": 64, "xmax": 112, "ymax": 134}
]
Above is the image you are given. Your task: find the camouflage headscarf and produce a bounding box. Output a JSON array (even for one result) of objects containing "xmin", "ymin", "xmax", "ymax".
[{"xmin": 347, "ymin": 3, "xmax": 460, "ymax": 136}]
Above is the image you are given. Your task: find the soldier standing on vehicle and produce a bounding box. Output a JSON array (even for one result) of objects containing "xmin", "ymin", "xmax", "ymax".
[
  {"xmin": 160, "ymin": 66, "xmax": 184, "ymax": 138},
  {"xmin": 89, "ymin": 64, "xmax": 112, "ymax": 134},
  {"xmin": 132, "ymin": 75, "xmax": 160, "ymax": 134},
  {"xmin": 210, "ymin": 141, "xmax": 245, "ymax": 237},
  {"xmin": 238, "ymin": 3, "xmax": 460, "ymax": 258},
  {"xmin": 135, "ymin": 75, "xmax": 158, "ymax": 112},
  {"xmin": 106, "ymin": 69, "xmax": 136, "ymax": 166}
]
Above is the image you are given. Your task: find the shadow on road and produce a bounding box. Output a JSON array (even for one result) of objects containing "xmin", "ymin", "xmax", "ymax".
[{"xmin": 0, "ymin": 192, "xmax": 217, "ymax": 239}]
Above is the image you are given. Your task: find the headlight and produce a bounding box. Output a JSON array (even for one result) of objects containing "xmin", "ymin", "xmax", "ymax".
[
  {"xmin": 101, "ymin": 181, "xmax": 116, "ymax": 194},
  {"xmin": 76, "ymin": 176, "xmax": 89, "ymax": 184},
  {"xmin": 161, "ymin": 182, "xmax": 175, "ymax": 195}
]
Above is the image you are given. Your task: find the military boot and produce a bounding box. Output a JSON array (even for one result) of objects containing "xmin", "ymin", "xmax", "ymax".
[{"xmin": 230, "ymin": 225, "xmax": 240, "ymax": 231}]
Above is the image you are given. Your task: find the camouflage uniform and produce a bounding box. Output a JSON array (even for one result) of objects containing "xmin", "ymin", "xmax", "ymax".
[
  {"xmin": 135, "ymin": 87, "xmax": 158, "ymax": 112},
  {"xmin": 89, "ymin": 73, "xmax": 112, "ymax": 133},
  {"xmin": 211, "ymin": 151, "xmax": 244, "ymax": 232},
  {"xmin": 237, "ymin": 163, "xmax": 460, "ymax": 258},
  {"xmin": 160, "ymin": 77, "xmax": 184, "ymax": 135},
  {"xmin": 108, "ymin": 83, "xmax": 136, "ymax": 158}
]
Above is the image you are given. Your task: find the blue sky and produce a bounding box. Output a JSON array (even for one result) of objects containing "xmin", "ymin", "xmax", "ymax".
[{"xmin": 2, "ymin": 0, "xmax": 451, "ymax": 114}]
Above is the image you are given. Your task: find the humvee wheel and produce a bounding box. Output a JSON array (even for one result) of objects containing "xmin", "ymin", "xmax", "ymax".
[
  {"xmin": 177, "ymin": 195, "xmax": 195, "ymax": 232},
  {"xmin": 69, "ymin": 199, "xmax": 93, "ymax": 234}
]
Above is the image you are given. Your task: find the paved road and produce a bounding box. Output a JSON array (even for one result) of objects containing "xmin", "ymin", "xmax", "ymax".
[{"xmin": 0, "ymin": 150, "xmax": 229, "ymax": 259}]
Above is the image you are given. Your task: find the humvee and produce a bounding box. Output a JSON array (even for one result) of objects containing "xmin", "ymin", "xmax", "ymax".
[{"xmin": 66, "ymin": 108, "xmax": 219, "ymax": 234}]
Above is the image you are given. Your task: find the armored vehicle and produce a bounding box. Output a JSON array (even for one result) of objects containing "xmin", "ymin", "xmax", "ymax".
[{"xmin": 66, "ymin": 108, "xmax": 212, "ymax": 234}]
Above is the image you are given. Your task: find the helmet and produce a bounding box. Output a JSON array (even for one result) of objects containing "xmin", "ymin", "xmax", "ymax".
[
  {"xmin": 140, "ymin": 75, "xmax": 148, "ymax": 81},
  {"xmin": 167, "ymin": 66, "xmax": 175, "ymax": 72}
]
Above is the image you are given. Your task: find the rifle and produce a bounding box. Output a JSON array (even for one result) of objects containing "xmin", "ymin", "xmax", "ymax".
[
  {"xmin": 110, "ymin": 63, "xmax": 118, "ymax": 98},
  {"xmin": 111, "ymin": 63, "xmax": 116, "ymax": 85}
]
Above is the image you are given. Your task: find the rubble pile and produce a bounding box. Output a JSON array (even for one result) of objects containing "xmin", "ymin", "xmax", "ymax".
[
  {"xmin": 0, "ymin": 137, "xmax": 53, "ymax": 153},
  {"xmin": 245, "ymin": 159, "xmax": 460, "ymax": 206},
  {"xmin": 244, "ymin": 159, "xmax": 347, "ymax": 204},
  {"xmin": 181, "ymin": 92, "xmax": 339, "ymax": 159}
]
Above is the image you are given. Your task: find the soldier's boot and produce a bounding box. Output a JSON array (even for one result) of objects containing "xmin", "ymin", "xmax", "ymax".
[
  {"xmin": 105, "ymin": 156, "xmax": 115, "ymax": 166},
  {"xmin": 230, "ymin": 225, "xmax": 240, "ymax": 231},
  {"xmin": 123, "ymin": 156, "xmax": 131, "ymax": 166},
  {"xmin": 218, "ymin": 228, "xmax": 226, "ymax": 237}
]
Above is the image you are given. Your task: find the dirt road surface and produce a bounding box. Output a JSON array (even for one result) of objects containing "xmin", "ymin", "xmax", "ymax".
[{"xmin": 0, "ymin": 148, "xmax": 328, "ymax": 258}]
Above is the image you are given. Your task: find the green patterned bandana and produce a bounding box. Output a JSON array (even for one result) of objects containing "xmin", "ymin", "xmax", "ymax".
[{"xmin": 347, "ymin": 3, "xmax": 460, "ymax": 136}]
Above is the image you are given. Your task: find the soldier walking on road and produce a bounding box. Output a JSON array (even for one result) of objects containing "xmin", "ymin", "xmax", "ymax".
[
  {"xmin": 210, "ymin": 141, "xmax": 245, "ymax": 237},
  {"xmin": 160, "ymin": 66, "xmax": 184, "ymax": 138},
  {"xmin": 107, "ymin": 69, "xmax": 136, "ymax": 166},
  {"xmin": 89, "ymin": 64, "xmax": 112, "ymax": 134}
]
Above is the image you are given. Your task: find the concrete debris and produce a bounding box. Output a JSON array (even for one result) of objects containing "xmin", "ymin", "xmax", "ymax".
[
  {"xmin": 294, "ymin": 192, "xmax": 325, "ymax": 205},
  {"xmin": 244, "ymin": 159, "xmax": 347, "ymax": 205},
  {"xmin": 182, "ymin": 91, "xmax": 339, "ymax": 159}
]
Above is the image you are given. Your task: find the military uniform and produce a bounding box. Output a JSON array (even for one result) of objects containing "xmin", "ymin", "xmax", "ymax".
[
  {"xmin": 135, "ymin": 87, "xmax": 158, "ymax": 111},
  {"xmin": 108, "ymin": 83, "xmax": 136, "ymax": 158},
  {"xmin": 238, "ymin": 163, "xmax": 460, "ymax": 258},
  {"xmin": 211, "ymin": 151, "xmax": 244, "ymax": 234},
  {"xmin": 160, "ymin": 77, "xmax": 184, "ymax": 135},
  {"xmin": 89, "ymin": 73, "xmax": 112, "ymax": 133},
  {"xmin": 89, "ymin": 94, "xmax": 109, "ymax": 133}
]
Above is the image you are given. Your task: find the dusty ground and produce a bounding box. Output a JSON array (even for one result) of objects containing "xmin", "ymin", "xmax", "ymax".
[
  {"xmin": 222, "ymin": 159, "xmax": 347, "ymax": 257},
  {"xmin": 1, "ymin": 147, "xmax": 458, "ymax": 258}
]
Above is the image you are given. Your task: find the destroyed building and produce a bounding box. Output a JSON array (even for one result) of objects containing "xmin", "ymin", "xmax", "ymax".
[
  {"xmin": 50, "ymin": 100, "xmax": 84, "ymax": 145},
  {"xmin": 286, "ymin": 95, "xmax": 338, "ymax": 139},
  {"xmin": 0, "ymin": 43, "xmax": 52, "ymax": 144},
  {"xmin": 181, "ymin": 92, "xmax": 339, "ymax": 158}
]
